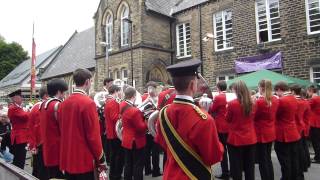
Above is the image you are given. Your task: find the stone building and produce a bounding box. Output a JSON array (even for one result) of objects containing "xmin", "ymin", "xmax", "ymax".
[
  {"xmin": 95, "ymin": 0, "xmax": 320, "ymax": 90},
  {"xmin": 41, "ymin": 27, "xmax": 96, "ymax": 95},
  {"xmin": 0, "ymin": 47, "xmax": 61, "ymax": 100}
]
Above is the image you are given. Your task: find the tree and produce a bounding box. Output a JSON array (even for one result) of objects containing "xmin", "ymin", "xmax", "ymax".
[{"xmin": 0, "ymin": 37, "xmax": 29, "ymax": 80}]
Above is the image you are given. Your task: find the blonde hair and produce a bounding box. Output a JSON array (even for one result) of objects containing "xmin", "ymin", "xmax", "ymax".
[
  {"xmin": 233, "ymin": 80, "xmax": 253, "ymax": 116},
  {"xmin": 259, "ymin": 79, "xmax": 272, "ymax": 106}
]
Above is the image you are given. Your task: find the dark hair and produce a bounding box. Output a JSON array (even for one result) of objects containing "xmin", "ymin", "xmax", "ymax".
[
  {"xmin": 47, "ymin": 79, "xmax": 68, "ymax": 97},
  {"xmin": 172, "ymin": 76, "xmax": 195, "ymax": 92},
  {"xmin": 259, "ymin": 79, "xmax": 272, "ymax": 106},
  {"xmin": 103, "ymin": 78, "xmax": 114, "ymax": 86},
  {"xmin": 228, "ymin": 83, "xmax": 235, "ymax": 91},
  {"xmin": 290, "ymin": 84, "xmax": 301, "ymax": 95},
  {"xmin": 73, "ymin": 68, "xmax": 92, "ymax": 86},
  {"xmin": 216, "ymin": 80, "xmax": 227, "ymax": 91},
  {"xmin": 39, "ymin": 86, "xmax": 48, "ymax": 99},
  {"xmin": 124, "ymin": 87, "xmax": 136, "ymax": 100},
  {"xmin": 233, "ymin": 80, "xmax": 253, "ymax": 116},
  {"xmin": 108, "ymin": 85, "xmax": 121, "ymax": 94},
  {"xmin": 308, "ymin": 85, "xmax": 317, "ymax": 93},
  {"xmin": 274, "ymin": 81, "xmax": 289, "ymax": 92},
  {"xmin": 301, "ymin": 89, "xmax": 307, "ymax": 99}
]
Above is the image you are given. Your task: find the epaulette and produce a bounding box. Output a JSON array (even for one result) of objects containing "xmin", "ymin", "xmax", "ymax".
[{"xmin": 173, "ymin": 100, "xmax": 207, "ymax": 120}]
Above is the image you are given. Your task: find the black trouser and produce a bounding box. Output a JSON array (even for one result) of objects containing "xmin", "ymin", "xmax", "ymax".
[
  {"xmin": 144, "ymin": 134, "xmax": 160, "ymax": 175},
  {"xmin": 12, "ymin": 143, "xmax": 27, "ymax": 169},
  {"xmin": 301, "ymin": 137, "xmax": 311, "ymax": 171},
  {"xmin": 228, "ymin": 144, "xmax": 256, "ymax": 180},
  {"xmin": 110, "ymin": 138, "xmax": 124, "ymax": 180},
  {"xmin": 65, "ymin": 171, "xmax": 95, "ymax": 180},
  {"xmin": 0, "ymin": 133, "xmax": 11, "ymax": 152},
  {"xmin": 124, "ymin": 144, "xmax": 145, "ymax": 180},
  {"xmin": 218, "ymin": 133, "xmax": 229, "ymax": 176},
  {"xmin": 36, "ymin": 146, "xmax": 49, "ymax": 180},
  {"xmin": 275, "ymin": 140, "xmax": 301, "ymax": 180},
  {"xmin": 47, "ymin": 166, "xmax": 65, "ymax": 179},
  {"xmin": 256, "ymin": 142, "xmax": 274, "ymax": 180},
  {"xmin": 101, "ymin": 134, "xmax": 110, "ymax": 164},
  {"xmin": 310, "ymin": 127, "xmax": 320, "ymax": 162}
]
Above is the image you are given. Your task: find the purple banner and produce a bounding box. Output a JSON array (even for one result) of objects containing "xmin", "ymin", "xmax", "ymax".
[{"xmin": 235, "ymin": 52, "xmax": 282, "ymax": 73}]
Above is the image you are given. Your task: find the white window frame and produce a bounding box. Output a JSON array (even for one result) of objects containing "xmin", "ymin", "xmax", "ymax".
[
  {"xmin": 216, "ymin": 75, "xmax": 235, "ymax": 83},
  {"xmin": 255, "ymin": 0, "xmax": 281, "ymax": 44},
  {"xmin": 306, "ymin": 0, "xmax": 320, "ymax": 35},
  {"xmin": 310, "ymin": 66, "xmax": 320, "ymax": 84},
  {"xmin": 213, "ymin": 9, "xmax": 234, "ymax": 52},
  {"xmin": 121, "ymin": 5, "xmax": 129, "ymax": 47},
  {"xmin": 106, "ymin": 14, "xmax": 113, "ymax": 51},
  {"xmin": 176, "ymin": 23, "xmax": 192, "ymax": 58},
  {"xmin": 121, "ymin": 68, "xmax": 128, "ymax": 83}
]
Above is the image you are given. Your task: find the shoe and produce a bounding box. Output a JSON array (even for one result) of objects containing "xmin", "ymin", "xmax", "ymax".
[
  {"xmin": 215, "ymin": 174, "xmax": 229, "ymax": 180},
  {"xmin": 152, "ymin": 172, "xmax": 162, "ymax": 177}
]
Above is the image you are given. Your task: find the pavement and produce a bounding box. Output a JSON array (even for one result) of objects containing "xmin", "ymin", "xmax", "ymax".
[{"xmin": 23, "ymin": 151, "xmax": 320, "ymax": 180}]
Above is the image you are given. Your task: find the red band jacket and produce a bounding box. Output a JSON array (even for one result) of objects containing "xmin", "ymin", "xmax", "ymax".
[
  {"xmin": 59, "ymin": 91, "xmax": 104, "ymax": 174},
  {"xmin": 226, "ymin": 99, "xmax": 257, "ymax": 146},
  {"xmin": 8, "ymin": 103, "xmax": 29, "ymax": 145},
  {"xmin": 275, "ymin": 94, "xmax": 301, "ymax": 142},
  {"xmin": 155, "ymin": 98, "xmax": 223, "ymax": 180},
  {"xmin": 120, "ymin": 100, "xmax": 147, "ymax": 149},
  {"xmin": 104, "ymin": 96, "xmax": 120, "ymax": 140},
  {"xmin": 254, "ymin": 96, "xmax": 279, "ymax": 143},
  {"xmin": 210, "ymin": 92, "xmax": 228, "ymax": 133}
]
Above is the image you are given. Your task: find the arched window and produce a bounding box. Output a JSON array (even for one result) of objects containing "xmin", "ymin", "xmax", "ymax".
[
  {"xmin": 120, "ymin": 5, "xmax": 129, "ymax": 46},
  {"xmin": 106, "ymin": 14, "xmax": 113, "ymax": 50}
]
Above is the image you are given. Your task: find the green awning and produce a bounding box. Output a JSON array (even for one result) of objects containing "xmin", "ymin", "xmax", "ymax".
[{"xmin": 227, "ymin": 69, "xmax": 314, "ymax": 90}]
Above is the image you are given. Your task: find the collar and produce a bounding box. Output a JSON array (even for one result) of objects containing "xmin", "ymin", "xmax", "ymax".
[
  {"xmin": 174, "ymin": 95, "xmax": 195, "ymax": 105},
  {"xmin": 73, "ymin": 88, "xmax": 87, "ymax": 95},
  {"xmin": 125, "ymin": 100, "xmax": 134, "ymax": 106},
  {"xmin": 295, "ymin": 95, "xmax": 302, "ymax": 99},
  {"xmin": 14, "ymin": 103, "xmax": 23, "ymax": 108},
  {"xmin": 283, "ymin": 91, "xmax": 292, "ymax": 97}
]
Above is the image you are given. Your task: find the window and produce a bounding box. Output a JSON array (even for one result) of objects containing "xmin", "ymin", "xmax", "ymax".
[
  {"xmin": 306, "ymin": 0, "xmax": 320, "ymax": 34},
  {"xmin": 256, "ymin": 0, "xmax": 281, "ymax": 43},
  {"xmin": 121, "ymin": 5, "xmax": 129, "ymax": 46},
  {"xmin": 108, "ymin": 70, "xmax": 113, "ymax": 79},
  {"xmin": 311, "ymin": 67, "xmax": 320, "ymax": 85},
  {"xmin": 176, "ymin": 23, "xmax": 191, "ymax": 57},
  {"xmin": 106, "ymin": 14, "xmax": 113, "ymax": 50},
  {"xmin": 114, "ymin": 70, "xmax": 121, "ymax": 79},
  {"xmin": 122, "ymin": 69, "xmax": 128, "ymax": 84},
  {"xmin": 213, "ymin": 9, "xmax": 233, "ymax": 51},
  {"xmin": 216, "ymin": 75, "xmax": 234, "ymax": 83}
]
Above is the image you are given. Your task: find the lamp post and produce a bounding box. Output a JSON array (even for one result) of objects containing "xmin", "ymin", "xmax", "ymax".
[
  {"xmin": 124, "ymin": 17, "xmax": 134, "ymax": 86},
  {"xmin": 100, "ymin": 42, "xmax": 110, "ymax": 78}
]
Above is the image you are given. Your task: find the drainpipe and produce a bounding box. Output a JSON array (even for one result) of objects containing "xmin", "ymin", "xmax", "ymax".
[
  {"xmin": 170, "ymin": 21, "xmax": 174, "ymax": 65},
  {"xmin": 198, "ymin": 5, "xmax": 204, "ymax": 74}
]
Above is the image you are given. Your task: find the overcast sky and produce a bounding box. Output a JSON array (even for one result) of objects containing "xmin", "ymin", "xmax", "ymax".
[{"xmin": 0, "ymin": 0, "xmax": 100, "ymax": 56}]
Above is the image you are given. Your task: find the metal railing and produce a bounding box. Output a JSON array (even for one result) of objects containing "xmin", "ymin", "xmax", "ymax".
[{"xmin": 0, "ymin": 159, "xmax": 38, "ymax": 180}]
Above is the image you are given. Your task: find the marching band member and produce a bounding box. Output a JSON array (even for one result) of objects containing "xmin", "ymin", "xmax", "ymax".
[
  {"xmin": 59, "ymin": 69, "xmax": 106, "ymax": 180},
  {"xmin": 227, "ymin": 80, "xmax": 257, "ymax": 180},
  {"xmin": 274, "ymin": 81, "xmax": 301, "ymax": 180},
  {"xmin": 210, "ymin": 80, "xmax": 229, "ymax": 180},
  {"xmin": 103, "ymin": 77, "xmax": 113, "ymax": 164},
  {"xmin": 291, "ymin": 84, "xmax": 310, "ymax": 176},
  {"xmin": 104, "ymin": 85, "xmax": 123, "ymax": 180},
  {"xmin": 143, "ymin": 81, "xmax": 161, "ymax": 177},
  {"xmin": 155, "ymin": 59, "xmax": 223, "ymax": 180},
  {"xmin": 28, "ymin": 86, "xmax": 48, "ymax": 179},
  {"xmin": 307, "ymin": 85, "xmax": 320, "ymax": 164},
  {"xmin": 39, "ymin": 79, "xmax": 68, "ymax": 179},
  {"xmin": 7, "ymin": 89, "xmax": 29, "ymax": 169},
  {"xmin": 120, "ymin": 87, "xmax": 148, "ymax": 180},
  {"xmin": 254, "ymin": 80, "xmax": 278, "ymax": 180}
]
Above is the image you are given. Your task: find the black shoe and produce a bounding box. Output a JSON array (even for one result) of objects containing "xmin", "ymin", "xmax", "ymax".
[
  {"xmin": 215, "ymin": 174, "xmax": 229, "ymax": 180},
  {"xmin": 152, "ymin": 172, "xmax": 162, "ymax": 177}
]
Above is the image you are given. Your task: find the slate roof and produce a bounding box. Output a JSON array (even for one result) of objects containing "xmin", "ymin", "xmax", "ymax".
[
  {"xmin": 0, "ymin": 47, "xmax": 61, "ymax": 88},
  {"xmin": 145, "ymin": 0, "xmax": 209, "ymax": 17},
  {"xmin": 41, "ymin": 27, "xmax": 95, "ymax": 80}
]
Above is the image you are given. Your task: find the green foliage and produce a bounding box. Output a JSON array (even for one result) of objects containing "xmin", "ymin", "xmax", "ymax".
[{"xmin": 0, "ymin": 37, "xmax": 29, "ymax": 80}]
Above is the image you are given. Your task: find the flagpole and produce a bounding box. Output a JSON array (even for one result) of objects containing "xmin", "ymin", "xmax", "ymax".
[{"xmin": 30, "ymin": 22, "xmax": 36, "ymax": 102}]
